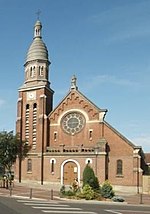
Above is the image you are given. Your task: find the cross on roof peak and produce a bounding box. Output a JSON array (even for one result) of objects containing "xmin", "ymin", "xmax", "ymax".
[{"xmin": 36, "ymin": 9, "xmax": 41, "ymax": 20}]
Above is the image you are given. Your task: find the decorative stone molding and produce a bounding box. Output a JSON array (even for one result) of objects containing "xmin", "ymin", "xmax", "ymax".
[{"xmin": 99, "ymin": 111, "xmax": 107, "ymax": 122}]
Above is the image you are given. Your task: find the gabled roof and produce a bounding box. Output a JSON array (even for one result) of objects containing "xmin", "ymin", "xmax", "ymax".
[
  {"xmin": 104, "ymin": 121, "xmax": 136, "ymax": 148},
  {"xmin": 49, "ymin": 88, "xmax": 107, "ymax": 117},
  {"xmin": 48, "ymin": 77, "xmax": 144, "ymax": 152}
]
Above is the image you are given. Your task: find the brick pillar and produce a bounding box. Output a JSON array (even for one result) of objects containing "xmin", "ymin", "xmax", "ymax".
[
  {"xmin": 95, "ymin": 138, "xmax": 107, "ymax": 183},
  {"xmin": 133, "ymin": 148, "xmax": 143, "ymax": 193}
]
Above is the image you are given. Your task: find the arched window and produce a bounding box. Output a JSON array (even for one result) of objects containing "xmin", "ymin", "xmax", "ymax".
[
  {"xmin": 50, "ymin": 158, "xmax": 56, "ymax": 174},
  {"xmin": 54, "ymin": 132, "xmax": 57, "ymax": 141},
  {"xmin": 51, "ymin": 160, "xmax": 54, "ymax": 173},
  {"xmin": 33, "ymin": 103, "xmax": 37, "ymax": 109},
  {"xmin": 116, "ymin": 159, "xmax": 123, "ymax": 175},
  {"xmin": 39, "ymin": 66, "xmax": 44, "ymax": 76},
  {"xmin": 30, "ymin": 67, "xmax": 33, "ymax": 77},
  {"xmin": 85, "ymin": 158, "xmax": 92, "ymax": 164},
  {"xmin": 27, "ymin": 159, "xmax": 32, "ymax": 172},
  {"xmin": 89, "ymin": 130, "xmax": 93, "ymax": 140},
  {"xmin": 26, "ymin": 104, "xmax": 29, "ymax": 110}
]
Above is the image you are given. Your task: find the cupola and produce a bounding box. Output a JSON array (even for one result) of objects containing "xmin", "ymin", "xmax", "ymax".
[{"xmin": 25, "ymin": 20, "xmax": 49, "ymax": 64}]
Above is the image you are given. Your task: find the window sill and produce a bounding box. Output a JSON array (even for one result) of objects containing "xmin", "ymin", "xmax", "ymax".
[{"xmin": 116, "ymin": 174, "xmax": 124, "ymax": 178}]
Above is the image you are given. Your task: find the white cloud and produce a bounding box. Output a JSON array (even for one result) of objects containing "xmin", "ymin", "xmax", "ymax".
[
  {"xmin": 0, "ymin": 99, "xmax": 5, "ymax": 108},
  {"xmin": 90, "ymin": 1, "xmax": 150, "ymax": 43},
  {"xmin": 94, "ymin": 74, "xmax": 136, "ymax": 86},
  {"xmin": 82, "ymin": 74, "xmax": 139, "ymax": 92}
]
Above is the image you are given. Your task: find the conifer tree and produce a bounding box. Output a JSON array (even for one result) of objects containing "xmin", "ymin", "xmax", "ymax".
[{"xmin": 83, "ymin": 164, "xmax": 99, "ymax": 190}]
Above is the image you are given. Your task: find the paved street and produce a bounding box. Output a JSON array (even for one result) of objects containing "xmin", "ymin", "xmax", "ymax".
[
  {"xmin": 0, "ymin": 197, "xmax": 97, "ymax": 214},
  {"xmin": 0, "ymin": 183, "xmax": 150, "ymax": 214},
  {"xmin": 0, "ymin": 196, "xmax": 150, "ymax": 214},
  {"xmin": 1, "ymin": 183, "xmax": 150, "ymax": 205}
]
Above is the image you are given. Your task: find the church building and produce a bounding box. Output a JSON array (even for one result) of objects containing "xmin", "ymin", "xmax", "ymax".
[{"xmin": 15, "ymin": 20, "xmax": 147, "ymax": 193}]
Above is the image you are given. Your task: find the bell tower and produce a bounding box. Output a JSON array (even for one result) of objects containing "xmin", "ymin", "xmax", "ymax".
[{"xmin": 16, "ymin": 20, "xmax": 54, "ymax": 182}]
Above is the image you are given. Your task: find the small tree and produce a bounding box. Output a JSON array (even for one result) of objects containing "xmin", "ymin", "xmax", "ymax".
[
  {"xmin": 83, "ymin": 164, "xmax": 100, "ymax": 190},
  {"xmin": 101, "ymin": 180, "xmax": 115, "ymax": 199},
  {"xmin": 0, "ymin": 131, "xmax": 31, "ymax": 174},
  {"xmin": 82, "ymin": 184, "xmax": 95, "ymax": 200},
  {"xmin": 91, "ymin": 176, "xmax": 100, "ymax": 190}
]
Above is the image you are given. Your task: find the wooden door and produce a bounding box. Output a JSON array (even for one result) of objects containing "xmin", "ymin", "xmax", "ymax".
[{"xmin": 63, "ymin": 161, "xmax": 77, "ymax": 185}]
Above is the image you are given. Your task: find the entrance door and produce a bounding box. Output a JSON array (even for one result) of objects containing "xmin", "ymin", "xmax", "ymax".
[{"xmin": 63, "ymin": 161, "xmax": 78, "ymax": 185}]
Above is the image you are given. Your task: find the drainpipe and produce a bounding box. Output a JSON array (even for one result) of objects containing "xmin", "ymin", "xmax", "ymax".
[{"xmin": 19, "ymin": 97, "xmax": 23, "ymax": 183}]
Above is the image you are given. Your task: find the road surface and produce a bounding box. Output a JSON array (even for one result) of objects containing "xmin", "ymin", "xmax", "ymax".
[{"xmin": 0, "ymin": 196, "xmax": 150, "ymax": 214}]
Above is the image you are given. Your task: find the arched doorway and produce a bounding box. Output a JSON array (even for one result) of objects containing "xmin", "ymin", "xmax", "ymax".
[{"xmin": 63, "ymin": 161, "xmax": 78, "ymax": 185}]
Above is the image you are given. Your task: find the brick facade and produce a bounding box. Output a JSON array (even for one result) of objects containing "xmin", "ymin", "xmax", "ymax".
[{"xmin": 15, "ymin": 20, "xmax": 146, "ymax": 193}]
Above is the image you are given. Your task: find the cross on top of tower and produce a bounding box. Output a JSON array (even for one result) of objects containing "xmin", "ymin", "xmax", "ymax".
[{"xmin": 36, "ymin": 9, "xmax": 41, "ymax": 20}]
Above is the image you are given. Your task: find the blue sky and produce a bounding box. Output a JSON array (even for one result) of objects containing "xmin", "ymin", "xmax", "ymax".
[{"xmin": 0, "ymin": 0, "xmax": 150, "ymax": 152}]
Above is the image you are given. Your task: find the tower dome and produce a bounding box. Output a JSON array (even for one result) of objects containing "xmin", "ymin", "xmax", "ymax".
[{"xmin": 25, "ymin": 20, "xmax": 49, "ymax": 64}]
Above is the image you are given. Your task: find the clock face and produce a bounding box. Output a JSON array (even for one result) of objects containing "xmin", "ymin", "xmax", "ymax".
[
  {"xmin": 61, "ymin": 111, "xmax": 85, "ymax": 135},
  {"xmin": 27, "ymin": 91, "xmax": 36, "ymax": 100}
]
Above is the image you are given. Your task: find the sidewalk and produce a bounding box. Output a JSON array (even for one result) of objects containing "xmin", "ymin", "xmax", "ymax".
[
  {"xmin": 0, "ymin": 183, "xmax": 60, "ymax": 200},
  {"xmin": 122, "ymin": 193, "xmax": 150, "ymax": 205},
  {"xmin": 0, "ymin": 182, "xmax": 150, "ymax": 205}
]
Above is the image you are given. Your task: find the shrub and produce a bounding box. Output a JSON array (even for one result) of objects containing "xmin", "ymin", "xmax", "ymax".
[
  {"xmin": 83, "ymin": 164, "xmax": 100, "ymax": 190},
  {"xmin": 90, "ymin": 176, "xmax": 100, "ymax": 190},
  {"xmin": 64, "ymin": 190, "xmax": 75, "ymax": 197},
  {"xmin": 60, "ymin": 185, "xmax": 65, "ymax": 196},
  {"xmin": 101, "ymin": 180, "xmax": 115, "ymax": 199},
  {"xmin": 93, "ymin": 191, "xmax": 102, "ymax": 201},
  {"xmin": 60, "ymin": 185, "xmax": 65, "ymax": 193},
  {"xmin": 60, "ymin": 185, "xmax": 77, "ymax": 198},
  {"xmin": 82, "ymin": 184, "xmax": 95, "ymax": 200},
  {"xmin": 83, "ymin": 164, "xmax": 95, "ymax": 186}
]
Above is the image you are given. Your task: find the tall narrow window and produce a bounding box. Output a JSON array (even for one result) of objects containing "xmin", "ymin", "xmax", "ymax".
[
  {"xmin": 39, "ymin": 66, "xmax": 44, "ymax": 76},
  {"xmin": 25, "ymin": 104, "xmax": 30, "ymax": 142},
  {"xmin": 40, "ymin": 66, "xmax": 44, "ymax": 76},
  {"xmin": 30, "ymin": 67, "xmax": 33, "ymax": 77},
  {"xmin": 32, "ymin": 103, "xmax": 37, "ymax": 149},
  {"xmin": 51, "ymin": 160, "xmax": 54, "ymax": 173},
  {"xmin": 27, "ymin": 159, "xmax": 32, "ymax": 172},
  {"xmin": 89, "ymin": 130, "xmax": 93, "ymax": 140},
  {"xmin": 54, "ymin": 132, "xmax": 57, "ymax": 141},
  {"xmin": 116, "ymin": 159, "xmax": 123, "ymax": 175},
  {"xmin": 50, "ymin": 158, "xmax": 56, "ymax": 174}
]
